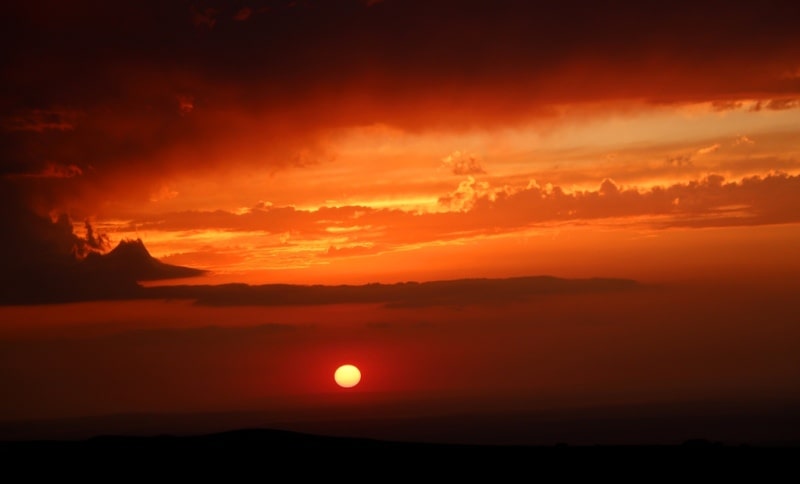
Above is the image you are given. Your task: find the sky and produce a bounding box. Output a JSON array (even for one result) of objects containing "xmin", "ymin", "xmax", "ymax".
[
  {"xmin": 2, "ymin": 0, "xmax": 800, "ymax": 284},
  {"xmin": 1, "ymin": 1, "xmax": 799, "ymax": 443}
]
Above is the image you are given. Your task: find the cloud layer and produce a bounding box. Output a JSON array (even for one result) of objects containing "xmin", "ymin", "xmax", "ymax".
[
  {"xmin": 3, "ymin": 1, "xmax": 800, "ymax": 207},
  {"xmin": 114, "ymin": 172, "xmax": 800, "ymax": 267}
]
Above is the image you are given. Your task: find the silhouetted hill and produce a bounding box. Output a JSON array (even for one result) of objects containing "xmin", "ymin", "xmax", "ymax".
[
  {"xmin": 80, "ymin": 239, "xmax": 206, "ymax": 282},
  {"xmin": 2, "ymin": 400, "xmax": 797, "ymax": 472},
  {"xmin": 1, "ymin": 427, "xmax": 791, "ymax": 459},
  {"xmin": 0, "ymin": 239, "xmax": 206, "ymax": 305},
  {"xmin": 0, "ymin": 232, "xmax": 639, "ymax": 307},
  {"xmin": 147, "ymin": 275, "xmax": 641, "ymax": 307}
]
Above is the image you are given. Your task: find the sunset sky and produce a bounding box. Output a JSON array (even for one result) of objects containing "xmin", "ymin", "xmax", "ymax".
[
  {"xmin": 3, "ymin": 0, "xmax": 799, "ymax": 284},
  {"xmin": 1, "ymin": 1, "xmax": 799, "ymax": 444}
]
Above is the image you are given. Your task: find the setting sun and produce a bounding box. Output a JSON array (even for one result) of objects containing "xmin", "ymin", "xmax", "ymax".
[{"xmin": 334, "ymin": 364, "xmax": 362, "ymax": 389}]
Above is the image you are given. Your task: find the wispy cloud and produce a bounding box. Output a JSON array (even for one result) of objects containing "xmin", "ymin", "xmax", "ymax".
[
  {"xmin": 2, "ymin": 109, "xmax": 78, "ymax": 132},
  {"xmin": 7, "ymin": 162, "xmax": 83, "ymax": 179}
]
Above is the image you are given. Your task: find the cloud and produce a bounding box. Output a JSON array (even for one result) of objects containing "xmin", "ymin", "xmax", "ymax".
[
  {"xmin": 11, "ymin": 164, "xmax": 786, "ymax": 281},
  {"xmin": 711, "ymin": 100, "xmax": 744, "ymax": 112},
  {"xmin": 232, "ymin": 7, "xmax": 252, "ymax": 21},
  {"xmin": 8, "ymin": 162, "xmax": 83, "ymax": 179},
  {"xmin": 176, "ymin": 94, "xmax": 195, "ymax": 115},
  {"xmin": 0, "ymin": 183, "xmax": 206, "ymax": 304},
  {"xmin": 1, "ymin": 0, "xmax": 799, "ymax": 248},
  {"xmin": 0, "ymin": 185, "xmax": 115, "ymax": 302},
  {"xmin": 438, "ymin": 176, "xmax": 493, "ymax": 212},
  {"xmin": 150, "ymin": 185, "xmax": 179, "ymax": 202},
  {"xmin": 190, "ymin": 5, "xmax": 218, "ymax": 29},
  {"xmin": 116, "ymin": 172, "xmax": 800, "ymax": 267},
  {"xmin": 750, "ymin": 98, "xmax": 800, "ymax": 112},
  {"xmin": 75, "ymin": 220, "xmax": 110, "ymax": 257},
  {"xmin": 441, "ymin": 151, "xmax": 486, "ymax": 175},
  {"xmin": 2, "ymin": 109, "xmax": 78, "ymax": 132},
  {"xmin": 765, "ymin": 98, "xmax": 799, "ymax": 110},
  {"xmin": 663, "ymin": 142, "xmax": 721, "ymax": 170},
  {"xmin": 323, "ymin": 244, "xmax": 380, "ymax": 258},
  {"xmin": 665, "ymin": 155, "xmax": 693, "ymax": 168},
  {"xmin": 695, "ymin": 143, "xmax": 721, "ymax": 156}
]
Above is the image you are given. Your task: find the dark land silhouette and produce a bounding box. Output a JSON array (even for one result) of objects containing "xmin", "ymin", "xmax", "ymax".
[
  {"xmin": 149, "ymin": 275, "xmax": 642, "ymax": 308},
  {"xmin": 0, "ymin": 238, "xmax": 206, "ymax": 305},
  {"xmin": 0, "ymin": 237, "xmax": 641, "ymax": 306}
]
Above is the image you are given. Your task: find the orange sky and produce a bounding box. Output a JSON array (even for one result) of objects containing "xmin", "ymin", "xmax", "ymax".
[{"xmin": 2, "ymin": 1, "xmax": 800, "ymax": 285}]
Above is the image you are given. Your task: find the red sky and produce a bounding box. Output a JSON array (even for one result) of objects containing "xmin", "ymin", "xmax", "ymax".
[{"xmin": 1, "ymin": 0, "xmax": 799, "ymax": 442}]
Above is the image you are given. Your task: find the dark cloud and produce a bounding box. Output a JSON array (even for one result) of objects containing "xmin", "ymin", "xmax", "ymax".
[
  {"xmin": 0, "ymin": 0, "xmax": 798, "ymax": 215},
  {"xmin": 147, "ymin": 275, "xmax": 640, "ymax": 307},
  {"xmin": 0, "ymin": 190, "xmax": 106, "ymax": 303},
  {"xmin": 0, "ymin": 180, "xmax": 203, "ymax": 304},
  {"xmin": 191, "ymin": 5, "xmax": 218, "ymax": 30},
  {"xmin": 1, "ymin": 109, "xmax": 79, "ymax": 132},
  {"xmin": 8, "ymin": 162, "xmax": 84, "ymax": 179},
  {"xmin": 232, "ymin": 7, "xmax": 252, "ymax": 21}
]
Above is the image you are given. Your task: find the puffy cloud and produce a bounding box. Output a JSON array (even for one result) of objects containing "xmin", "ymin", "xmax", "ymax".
[
  {"xmin": 438, "ymin": 176, "xmax": 493, "ymax": 212},
  {"xmin": 117, "ymin": 172, "xmax": 800, "ymax": 256},
  {"xmin": 750, "ymin": 98, "xmax": 800, "ymax": 112},
  {"xmin": 766, "ymin": 98, "xmax": 799, "ymax": 110},
  {"xmin": 441, "ymin": 151, "xmax": 486, "ymax": 175}
]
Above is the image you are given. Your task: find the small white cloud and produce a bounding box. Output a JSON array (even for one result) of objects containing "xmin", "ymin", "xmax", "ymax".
[
  {"xmin": 695, "ymin": 143, "xmax": 721, "ymax": 156},
  {"xmin": 150, "ymin": 185, "xmax": 179, "ymax": 202}
]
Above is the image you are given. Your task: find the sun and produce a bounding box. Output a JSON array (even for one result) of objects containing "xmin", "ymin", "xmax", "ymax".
[{"xmin": 334, "ymin": 364, "xmax": 362, "ymax": 388}]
